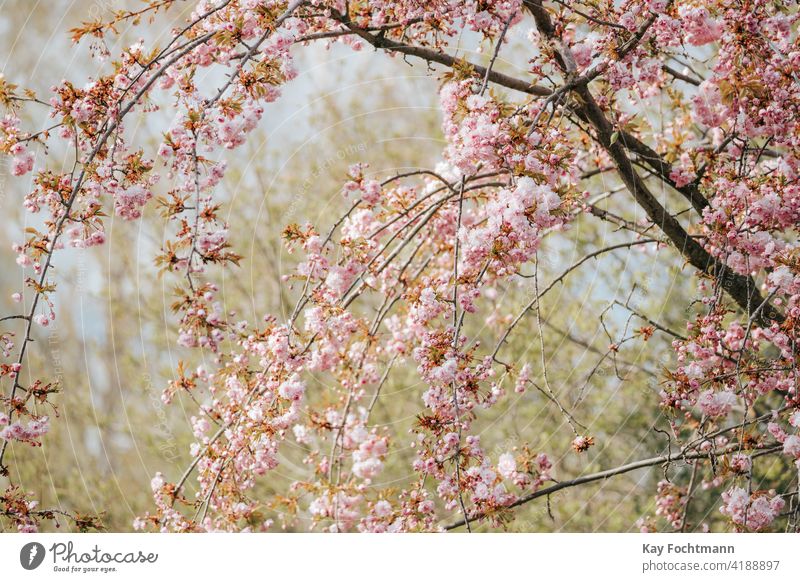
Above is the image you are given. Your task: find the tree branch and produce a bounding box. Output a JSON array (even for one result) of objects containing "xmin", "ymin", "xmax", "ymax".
[
  {"xmin": 444, "ymin": 442, "xmax": 783, "ymax": 530},
  {"xmin": 330, "ymin": 11, "xmax": 552, "ymax": 98},
  {"xmin": 523, "ymin": 0, "xmax": 781, "ymax": 325}
]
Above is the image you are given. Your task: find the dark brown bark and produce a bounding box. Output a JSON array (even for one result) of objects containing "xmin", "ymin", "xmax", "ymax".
[{"xmin": 524, "ymin": 0, "xmax": 781, "ymax": 325}]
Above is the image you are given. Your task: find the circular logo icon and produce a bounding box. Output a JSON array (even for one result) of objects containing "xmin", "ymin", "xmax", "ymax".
[{"xmin": 20, "ymin": 542, "xmax": 46, "ymax": 570}]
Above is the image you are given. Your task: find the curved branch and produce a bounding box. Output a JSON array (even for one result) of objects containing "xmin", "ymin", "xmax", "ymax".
[
  {"xmin": 493, "ymin": 238, "xmax": 662, "ymax": 359},
  {"xmin": 330, "ymin": 11, "xmax": 552, "ymax": 98},
  {"xmin": 444, "ymin": 442, "xmax": 783, "ymax": 530}
]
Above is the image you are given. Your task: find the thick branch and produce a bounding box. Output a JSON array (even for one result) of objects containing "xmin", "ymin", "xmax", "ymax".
[
  {"xmin": 524, "ymin": 0, "xmax": 780, "ymax": 324},
  {"xmin": 574, "ymin": 85, "xmax": 778, "ymax": 324}
]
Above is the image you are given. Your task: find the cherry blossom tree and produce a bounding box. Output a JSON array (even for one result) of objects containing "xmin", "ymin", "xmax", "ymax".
[{"xmin": 2, "ymin": 0, "xmax": 800, "ymax": 532}]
